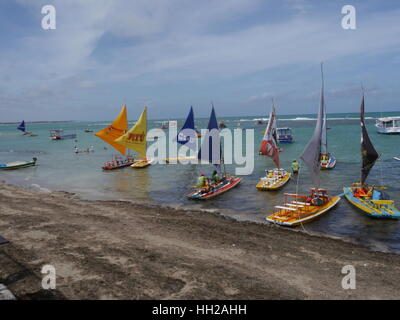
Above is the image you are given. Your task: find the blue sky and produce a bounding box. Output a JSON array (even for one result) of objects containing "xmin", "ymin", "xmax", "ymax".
[{"xmin": 0, "ymin": 0, "xmax": 399, "ymax": 121}]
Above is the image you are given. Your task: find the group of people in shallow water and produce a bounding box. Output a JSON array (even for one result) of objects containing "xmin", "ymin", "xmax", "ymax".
[
  {"xmin": 195, "ymin": 170, "xmax": 225, "ymax": 190},
  {"xmin": 74, "ymin": 146, "xmax": 94, "ymax": 154}
]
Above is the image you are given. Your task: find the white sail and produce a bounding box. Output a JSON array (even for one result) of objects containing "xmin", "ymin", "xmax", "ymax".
[{"xmin": 321, "ymin": 84, "xmax": 328, "ymax": 154}]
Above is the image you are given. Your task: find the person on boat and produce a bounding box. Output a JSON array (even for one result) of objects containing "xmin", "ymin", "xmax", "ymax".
[
  {"xmin": 196, "ymin": 174, "xmax": 208, "ymax": 188},
  {"xmin": 354, "ymin": 187, "xmax": 368, "ymax": 198},
  {"xmin": 211, "ymin": 170, "xmax": 221, "ymax": 184},
  {"xmin": 291, "ymin": 160, "xmax": 300, "ymax": 174},
  {"xmin": 74, "ymin": 146, "xmax": 79, "ymax": 154}
]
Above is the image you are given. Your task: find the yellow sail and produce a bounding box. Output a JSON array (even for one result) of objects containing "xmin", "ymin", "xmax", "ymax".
[
  {"xmin": 115, "ymin": 107, "xmax": 147, "ymax": 156},
  {"xmin": 95, "ymin": 104, "xmax": 128, "ymax": 155}
]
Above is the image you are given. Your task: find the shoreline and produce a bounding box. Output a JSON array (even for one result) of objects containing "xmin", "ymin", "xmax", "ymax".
[{"xmin": 1, "ymin": 182, "xmax": 400, "ymax": 299}]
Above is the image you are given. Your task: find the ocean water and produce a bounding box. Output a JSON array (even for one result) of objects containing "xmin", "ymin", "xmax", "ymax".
[{"xmin": 1, "ymin": 111, "xmax": 400, "ymax": 253}]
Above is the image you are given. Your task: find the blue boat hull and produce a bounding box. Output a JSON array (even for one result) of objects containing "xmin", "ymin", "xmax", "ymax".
[{"xmin": 343, "ymin": 187, "xmax": 400, "ymax": 219}]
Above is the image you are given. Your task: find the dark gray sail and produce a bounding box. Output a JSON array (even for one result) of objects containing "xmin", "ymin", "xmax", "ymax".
[
  {"xmin": 300, "ymin": 67, "xmax": 324, "ymax": 190},
  {"xmin": 360, "ymin": 94, "xmax": 379, "ymax": 184}
]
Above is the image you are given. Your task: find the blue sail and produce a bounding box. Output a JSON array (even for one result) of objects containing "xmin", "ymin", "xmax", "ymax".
[
  {"xmin": 198, "ymin": 106, "xmax": 220, "ymax": 164},
  {"xmin": 176, "ymin": 106, "xmax": 196, "ymax": 150},
  {"xmin": 17, "ymin": 120, "xmax": 26, "ymax": 132}
]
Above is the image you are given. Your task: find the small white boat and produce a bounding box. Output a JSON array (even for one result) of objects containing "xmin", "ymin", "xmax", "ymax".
[{"xmin": 375, "ymin": 117, "xmax": 400, "ymax": 134}]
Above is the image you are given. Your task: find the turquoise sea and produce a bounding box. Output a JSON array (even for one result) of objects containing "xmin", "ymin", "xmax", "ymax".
[{"xmin": 1, "ymin": 111, "xmax": 400, "ymax": 253}]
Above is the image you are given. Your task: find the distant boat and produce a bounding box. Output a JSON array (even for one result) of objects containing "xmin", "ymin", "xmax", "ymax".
[
  {"xmin": 219, "ymin": 120, "xmax": 227, "ymax": 129},
  {"xmin": 17, "ymin": 120, "xmax": 37, "ymax": 136},
  {"xmin": 0, "ymin": 157, "xmax": 37, "ymax": 170},
  {"xmin": 375, "ymin": 117, "xmax": 400, "ymax": 134},
  {"xmin": 276, "ymin": 127, "xmax": 294, "ymax": 143},
  {"xmin": 343, "ymin": 93, "xmax": 400, "ymax": 219},
  {"xmin": 84, "ymin": 129, "xmax": 93, "ymax": 133},
  {"xmin": 319, "ymin": 65, "xmax": 336, "ymax": 170},
  {"xmin": 50, "ymin": 129, "xmax": 76, "ymax": 140}
]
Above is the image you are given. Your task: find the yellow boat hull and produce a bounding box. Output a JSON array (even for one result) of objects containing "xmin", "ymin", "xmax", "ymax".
[
  {"xmin": 131, "ymin": 160, "xmax": 151, "ymax": 168},
  {"xmin": 267, "ymin": 196, "xmax": 340, "ymax": 226},
  {"xmin": 256, "ymin": 172, "xmax": 291, "ymax": 191}
]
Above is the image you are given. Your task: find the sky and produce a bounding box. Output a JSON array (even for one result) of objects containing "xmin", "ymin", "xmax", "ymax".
[{"xmin": 0, "ymin": 0, "xmax": 399, "ymax": 121}]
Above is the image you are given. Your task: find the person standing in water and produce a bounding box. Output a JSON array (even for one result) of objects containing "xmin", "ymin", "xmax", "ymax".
[{"xmin": 291, "ymin": 159, "xmax": 300, "ymax": 175}]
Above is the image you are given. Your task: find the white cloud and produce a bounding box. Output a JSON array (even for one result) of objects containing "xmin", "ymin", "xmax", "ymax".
[{"xmin": 1, "ymin": 1, "xmax": 400, "ymax": 120}]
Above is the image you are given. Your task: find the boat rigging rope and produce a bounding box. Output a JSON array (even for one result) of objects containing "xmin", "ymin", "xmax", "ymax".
[{"xmin": 295, "ymin": 166, "xmax": 309, "ymax": 234}]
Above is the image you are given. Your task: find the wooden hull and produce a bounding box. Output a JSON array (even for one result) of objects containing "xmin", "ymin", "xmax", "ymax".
[
  {"xmin": 0, "ymin": 160, "xmax": 37, "ymax": 170},
  {"xmin": 102, "ymin": 162, "xmax": 134, "ymax": 170},
  {"xmin": 187, "ymin": 177, "xmax": 241, "ymax": 200},
  {"xmin": 267, "ymin": 195, "xmax": 340, "ymax": 226},
  {"xmin": 131, "ymin": 160, "xmax": 151, "ymax": 168},
  {"xmin": 256, "ymin": 171, "xmax": 291, "ymax": 191},
  {"xmin": 343, "ymin": 187, "xmax": 400, "ymax": 219}
]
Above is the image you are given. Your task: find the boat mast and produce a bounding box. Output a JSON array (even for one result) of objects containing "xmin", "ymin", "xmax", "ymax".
[{"xmin": 320, "ymin": 63, "xmax": 328, "ymax": 156}]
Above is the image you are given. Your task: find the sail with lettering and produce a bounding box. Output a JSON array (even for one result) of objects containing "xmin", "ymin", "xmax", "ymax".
[
  {"xmin": 95, "ymin": 104, "xmax": 128, "ymax": 155},
  {"xmin": 115, "ymin": 107, "xmax": 147, "ymax": 156},
  {"xmin": 259, "ymin": 102, "xmax": 280, "ymax": 168},
  {"xmin": 360, "ymin": 94, "xmax": 379, "ymax": 184}
]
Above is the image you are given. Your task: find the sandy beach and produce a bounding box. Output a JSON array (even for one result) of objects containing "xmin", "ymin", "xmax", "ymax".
[{"xmin": 1, "ymin": 182, "xmax": 400, "ymax": 300}]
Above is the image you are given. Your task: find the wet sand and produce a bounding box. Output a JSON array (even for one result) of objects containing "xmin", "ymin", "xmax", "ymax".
[{"xmin": 1, "ymin": 182, "xmax": 400, "ymax": 299}]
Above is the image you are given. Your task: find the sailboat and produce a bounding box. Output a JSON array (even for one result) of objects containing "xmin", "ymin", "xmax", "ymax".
[
  {"xmin": 115, "ymin": 107, "xmax": 151, "ymax": 168},
  {"xmin": 17, "ymin": 120, "xmax": 37, "ymax": 137},
  {"xmin": 186, "ymin": 106, "xmax": 241, "ymax": 200},
  {"xmin": 256, "ymin": 100, "xmax": 291, "ymax": 191},
  {"xmin": 266, "ymin": 65, "xmax": 340, "ymax": 226},
  {"xmin": 95, "ymin": 104, "xmax": 135, "ymax": 170},
  {"xmin": 320, "ymin": 90, "xmax": 336, "ymax": 169},
  {"xmin": 343, "ymin": 93, "xmax": 400, "ymax": 219},
  {"xmin": 165, "ymin": 106, "xmax": 198, "ymax": 163}
]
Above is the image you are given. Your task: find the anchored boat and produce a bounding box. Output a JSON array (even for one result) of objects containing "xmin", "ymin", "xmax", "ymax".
[
  {"xmin": 115, "ymin": 107, "xmax": 151, "ymax": 168},
  {"xmin": 0, "ymin": 157, "xmax": 37, "ymax": 170},
  {"xmin": 319, "ymin": 70, "xmax": 336, "ymax": 170},
  {"xmin": 50, "ymin": 129, "xmax": 76, "ymax": 140},
  {"xmin": 343, "ymin": 93, "xmax": 400, "ymax": 219},
  {"xmin": 187, "ymin": 176, "xmax": 242, "ymax": 200},
  {"xmin": 95, "ymin": 104, "xmax": 135, "ymax": 170},
  {"xmin": 257, "ymin": 100, "xmax": 291, "ymax": 191},
  {"xmin": 375, "ymin": 117, "xmax": 400, "ymax": 134},
  {"xmin": 276, "ymin": 127, "xmax": 294, "ymax": 143},
  {"xmin": 267, "ymin": 64, "xmax": 340, "ymax": 226},
  {"xmin": 186, "ymin": 105, "xmax": 241, "ymax": 200}
]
